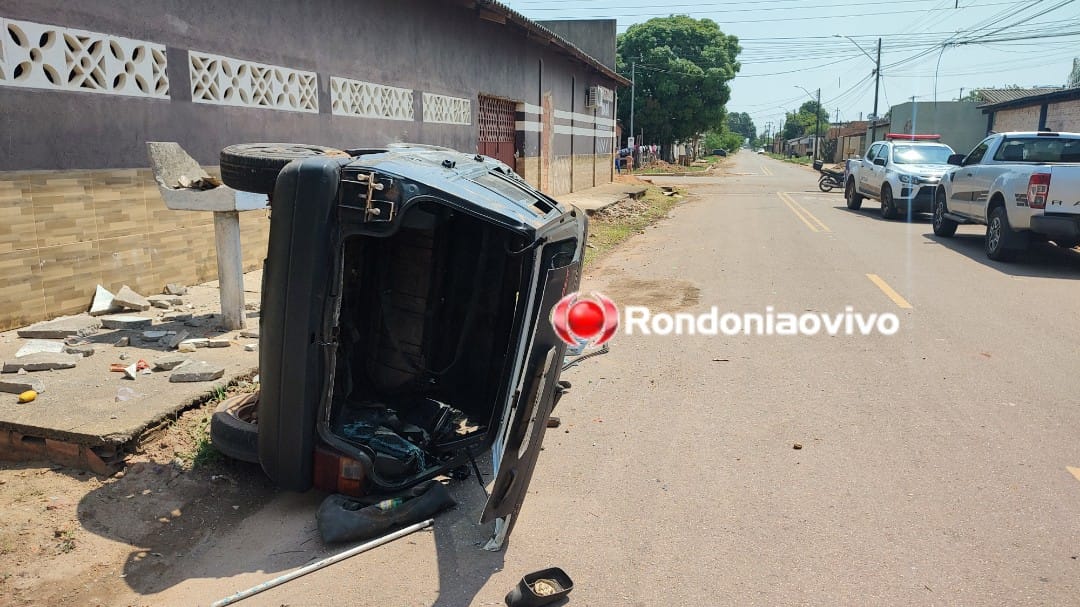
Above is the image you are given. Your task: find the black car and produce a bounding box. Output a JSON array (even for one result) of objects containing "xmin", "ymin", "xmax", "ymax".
[
  {"xmin": 712, "ymin": 148, "xmax": 728, "ymax": 157},
  {"xmin": 219, "ymin": 143, "xmax": 586, "ymax": 548}
]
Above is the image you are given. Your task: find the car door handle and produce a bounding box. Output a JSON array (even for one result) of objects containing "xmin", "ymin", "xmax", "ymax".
[{"xmin": 965, "ymin": 172, "xmax": 973, "ymax": 176}]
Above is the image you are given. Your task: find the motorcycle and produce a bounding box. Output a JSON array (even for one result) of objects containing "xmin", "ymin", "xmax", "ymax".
[{"xmin": 813, "ymin": 159, "xmax": 844, "ymax": 192}]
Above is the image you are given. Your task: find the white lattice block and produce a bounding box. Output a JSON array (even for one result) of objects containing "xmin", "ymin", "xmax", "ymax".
[
  {"xmin": 0, "ymin": 17, "xmax": 168, "ymax": 98},
  {"xmin": 423, "ymin": 92, "xmax": 471, "ymax": 125},
  {"xmin": 330, "ymin": 77, "xmax": 413, "ymax": 121},
  {"xmin": 189, "ymin": 50, "xmax": 317, "ymax": 113}
]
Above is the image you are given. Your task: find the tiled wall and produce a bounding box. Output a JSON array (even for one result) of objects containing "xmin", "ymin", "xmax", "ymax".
[
  {"xmin": 992, "ymin": 106, "xmax": 1040, "ymax": 132},
  {"xmin": 1046, "ymin": 100, "xmax": 1080, "ymax": 132},
  {"xmin": 0, "ymin": 168, "xmax": 268, "ymax": 331}
]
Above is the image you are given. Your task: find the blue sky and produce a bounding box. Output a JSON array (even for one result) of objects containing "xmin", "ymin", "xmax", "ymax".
[{"xmin": 506, "ymin": 0, "xmax": 1080, "ymax": 136}]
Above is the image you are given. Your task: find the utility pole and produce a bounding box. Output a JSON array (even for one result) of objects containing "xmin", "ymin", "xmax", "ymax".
[
  {"xmin": 814, "ymin": 88, "xmax": 822, "ymax": 160},
  {"xmin": 871, "ymin": 37, "xmax": 881, "ymax": 142},
  {"xmin": 629, "ymin": 62, "xmax": 635, "ymax": 148}
]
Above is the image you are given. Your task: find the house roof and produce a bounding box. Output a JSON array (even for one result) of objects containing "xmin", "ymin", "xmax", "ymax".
[
  {"xmin": 974, "ymin": 87, "xmax": 1071, "ymax": 108},
  {"xmin": 467, "ymin": 0, "xmax": 630, "ymax": 86}
]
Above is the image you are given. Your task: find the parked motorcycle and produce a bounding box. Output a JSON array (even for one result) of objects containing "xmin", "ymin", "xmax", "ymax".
[{"xmin": 813, "ymin": 159, "xmax": 844, "ymax": 192}]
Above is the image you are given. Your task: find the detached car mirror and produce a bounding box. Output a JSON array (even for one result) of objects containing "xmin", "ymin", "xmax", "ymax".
[
  {"xmin": 947, "ymin": 154, "xmax": 965, "ymax": 166},
  {"xmin": 873, "ymin": 157, "xmax": 887, "ymax": 166}
]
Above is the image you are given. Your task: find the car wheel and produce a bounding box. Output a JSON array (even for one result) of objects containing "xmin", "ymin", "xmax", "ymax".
[
  {"xmin": 985, "ymin": 206, "xmax": 1018, "ymax": 262},
  {"xmin": 880, "ymin": 185, "xmax": 899, "ymax": 220},
  {"xmin": 932, "ymin": 189, "xmax": 958, "ymax": 237},
  {"xmin": 845, "ymin": 179, "xmax": 863, "ymax": 210},
  {"xmin": 220, "ymin": 143, "xmax": 349, "ymax": 195},
  {"xmin": 210, "ymin": 392, "xmax": 260, "ymax": 463}
]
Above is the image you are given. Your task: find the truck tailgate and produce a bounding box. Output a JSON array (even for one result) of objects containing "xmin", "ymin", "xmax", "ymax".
[{"xmin": 1048, "ymin": 166, "xmax": 1080, "ymax": 213}]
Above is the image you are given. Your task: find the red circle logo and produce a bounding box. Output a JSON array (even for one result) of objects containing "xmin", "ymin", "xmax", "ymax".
[{"xmin": 551, "ymin": 292, "xmax": 619, "ymax": 347}]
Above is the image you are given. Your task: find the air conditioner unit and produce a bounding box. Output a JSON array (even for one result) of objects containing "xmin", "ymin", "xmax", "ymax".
[{"xmin": 586, "ymin": 85, "xmax": 602, "ymax": 109}]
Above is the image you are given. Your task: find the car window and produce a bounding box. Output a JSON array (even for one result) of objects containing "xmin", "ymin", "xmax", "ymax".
[
  {"xmin": 866, "ymin": 144, "xmax": 881, "ymax": 161},
  {"xmin": 963, "ymin": 140, "xmax": 991, "ymax": 165},
  {"xmin": 992, "ymin": 137, "xmax": 1080, "ymax": 162},
  {"xmin": 892, "ymin": 145, "xmax": 954, "ymax": 165}
]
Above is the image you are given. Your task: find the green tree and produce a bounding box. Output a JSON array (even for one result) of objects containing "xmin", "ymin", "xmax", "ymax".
[
  {"xmin": 617, "ymin": 16, "xmax": 741, "ymax": 148},
  {"xmin": 726, "ymin": 112, "xmax": 756, "ymax": 142}
]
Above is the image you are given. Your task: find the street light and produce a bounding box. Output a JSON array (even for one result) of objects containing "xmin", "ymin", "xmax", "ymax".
[
  {"xmin": 794, "ymin": 85, "xmax": 822, "ymax": 160},
  {"xmin": 834, "ymin": 34, "xmax": 882, "ymax": 141}
]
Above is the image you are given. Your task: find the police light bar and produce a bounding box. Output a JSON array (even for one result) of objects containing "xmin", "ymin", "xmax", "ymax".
[{"xmin": 885, "ymin": 133, "xmax": 941, "ymax": 140}]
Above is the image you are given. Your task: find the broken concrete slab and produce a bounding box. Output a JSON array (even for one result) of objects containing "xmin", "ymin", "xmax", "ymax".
[
  {"xmin": 114, "ymin": 336, "xmax": 130, "ymax": 347},
  {"xmin": 148, "ymin": 295, "xmax": 184, "ymax": 309},
  {"xmin": 17, "ymin": 315, "xmax": 102, "ymax": 339},
  {"xmin": 63, "ymin": 344, "xmax": 96, "ymax": 357},
  {"xmin": 142, "ymin": 330, "xmax": 169, "ymax": 341},
  {"xmin": 113, "ymin": 285, "xmax": 151, "ymax": 311},
  {"xmin": 0, "ymin": 377, "xmax": 45, "ymax": 395},
  {"xmin": 89, "ymin": 285, "xmax": 122, "ymax": 316},
  {"xmin": 100, "ymin": 315, "xmax": 153, "ymax": 330},
  {"xmin": 163, "ymin": 313, "xmax": 193, "ymax": 323},
  {"xmin": 169, "ymin": 361, "xmax": 225, "ymax": 383},
  {"xmin": 178, "ymin": 338, "xmax": 209, "ymax": 350},
  {"xmin": 164, "ymin": 283, "xmax": 189, "ymax": 296},
  {"xmin": 152, "ymin": 354, "xmax": 190, "ymax": 371},
  {"xmin": 15, "ymin": 340, "xmax": 66, "ymax": 358},
  {"xmin": 244, "ymin": 343, "xmax": 257, "ymax": 352},
  {"xmin": 163, "ymin": 330, "xmax": 190, "ymax": 350},
  {"xmin": 239, "ymin": 327, "xmax": 260, "ymax": 339},
  {"xmin": 206, "ymin": 339, "xmax": 231, "ymax": 348},
  {"xmin": 3, "ymin": 353, "xmax": 81, "ymax": 373}
]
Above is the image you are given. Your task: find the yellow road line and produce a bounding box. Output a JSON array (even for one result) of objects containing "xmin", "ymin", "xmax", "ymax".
[
  {"xmin": 866, "ymin": 274, "xmax": 914, "ymax": 309},
  {"xmin": 778, "ymin": 192, "xmax": 819, "ymax": 232},
  {"xmin": 1068, "ymin": 466, "xmax": 1080, "ymax": 483},
  {"xmin": 761, "ymin": 165, "xmax": 772, "ymax": 176},
  {"xmin": 778, "ymin": 192, "xmax": 830, "ymax": 232}
]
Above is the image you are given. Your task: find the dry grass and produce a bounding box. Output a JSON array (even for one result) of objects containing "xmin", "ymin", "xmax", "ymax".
[{"xmin": 584, "ymin": 186, "xmax": 682, "ymax": 266}]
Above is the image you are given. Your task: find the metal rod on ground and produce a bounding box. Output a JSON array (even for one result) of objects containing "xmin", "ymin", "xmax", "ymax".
[{"xmin": 209, "ymin": 519, "xmax": 435, "ymax": 607}]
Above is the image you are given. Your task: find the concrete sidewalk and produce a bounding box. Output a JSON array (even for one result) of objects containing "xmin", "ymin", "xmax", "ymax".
[{"xmin": 558, "ymin": 182, "xmax": 648, "ymax": 215}]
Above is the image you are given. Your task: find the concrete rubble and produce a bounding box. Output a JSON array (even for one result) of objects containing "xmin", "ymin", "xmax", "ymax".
[
  {"xmin": 3, "ymin": 353, "xmax": 81, "ymax": 373},
  {"xmin": 63, "ymin": 344, "xmax": 96, "ymax": 357},
  {"xmin": 0, "ymin": 377, "xmax": 45, "ymax": 395},
  {"xmin": 148, "ymin": 294, "xmax": 184, "ymax": 309},
  {"xmin": 163, "ymin": 330, "xmax": 190, "ymax": 349},
  {"xmin": 89, "ymin": 285, "xmax": 122, "ymax": 316},
  {"xmin": 178, "ymin": 338, "xmax": 209, "ymax": 353},
  {"xmin": 113, "ymin": 285, "xmax": 151, "ymax": 311},
  {"xmin": 164, "ymin": 283, "xmax": 189, "ymax": 296},
  {"xmin": 17, "ymin": 315, "xmax": 102, "ymax": 339},
  {"xmin": 206, "ymin": 339, "xmax": 231, "ymax": 348},
  {"xmin": 142, "ymin": 330, "xmax": 169, "ymax": 341},
  {"xmin": 15, "ymin": 340, "xmax": 66, "ymax": 358},
  {"xmin": 240, "ymin": 327, "xmax": 260, "ymax": 338},
  {"xmin": 152, "ymin": 354, "xmax": 190, "ymax": 371},
  {"xmin": 169, "ymin": 360, "xmax": 225, "ymax": 383},
  {"xmin": 101, "ymin": 315, "xmax": 154, "ymax": 330}
]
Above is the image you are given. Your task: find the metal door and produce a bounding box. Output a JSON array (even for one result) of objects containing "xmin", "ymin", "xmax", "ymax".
[{"xmin": 478, "ymin": 95, "xmax": 518, "ymax": 172}]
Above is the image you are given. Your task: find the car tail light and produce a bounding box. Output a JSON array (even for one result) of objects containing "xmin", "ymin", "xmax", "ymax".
[{"xmin": 1027, "ymin": 173, "xmax": 1051, "ymax": 209}]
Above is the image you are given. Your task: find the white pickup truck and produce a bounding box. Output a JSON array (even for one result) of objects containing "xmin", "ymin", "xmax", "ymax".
[
  {"xmin": 932, "ymin": 131, "xmax": 1080, "ymax": 261},
  {"xmin": 845, "ymin": 134, "xmax": 956, "ymax": 219}
]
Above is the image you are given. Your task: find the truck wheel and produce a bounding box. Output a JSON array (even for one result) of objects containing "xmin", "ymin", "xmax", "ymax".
[
  {"xmin": 932, "ymin": 189, "xmax": 958, "ymax": 237},
  {"xmin": 845, "ymin": 179, "xmax": 863, "ymax": 210},
  {"xmin": 985, "ymin": 206, "xmax": 1018, "ymax": 262},
  {"xmin": 220, "ymin": 143, "xmax": 349, "ymax": 195},
  {"xmin": 210, "ymin": 392, "xmax": 260, "ymax": 463},
  {"xmin": 880, "ymin": 185, "xmax": 899, "ymax": 220}
]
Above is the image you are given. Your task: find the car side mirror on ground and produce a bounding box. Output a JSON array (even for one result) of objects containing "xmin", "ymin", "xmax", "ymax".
[
  {"xmin": 947, "ymin": 154, "xmax": 965, "ymax": 166},
  {"xmin": 873, "ymin": 157, "xmax": 886, "ymax": 167}
]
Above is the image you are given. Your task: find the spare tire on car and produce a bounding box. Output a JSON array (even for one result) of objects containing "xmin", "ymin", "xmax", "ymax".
[
  {"xmin": 210, "ymin": 392, "xmax": 260, "ymax": 463},
  {"xmin": 219, "ymin": 143, "xmax": 349, "ymax": 195}
]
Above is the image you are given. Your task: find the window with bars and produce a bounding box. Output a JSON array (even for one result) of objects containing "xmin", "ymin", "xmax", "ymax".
[{"xmin": 478, "ymin": 95, "xmax": 516, "ymax": 143}]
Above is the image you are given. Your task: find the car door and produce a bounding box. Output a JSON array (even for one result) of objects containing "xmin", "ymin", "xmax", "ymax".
[
  {"xmin": 946, "ymin": 139, "xmax": 991, "ymax": 217},
  {"xmin": 860, "ymin": 144, "xmax": 883, "ymax": 197},
  {"xmin": 481, "ymin": 239, "xmax": 580, "ymax": 549}
]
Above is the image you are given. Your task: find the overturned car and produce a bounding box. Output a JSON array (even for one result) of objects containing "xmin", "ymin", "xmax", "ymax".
[{"xmin": 218, "ymin": 143, "xmax": 586, "ymax": 547}]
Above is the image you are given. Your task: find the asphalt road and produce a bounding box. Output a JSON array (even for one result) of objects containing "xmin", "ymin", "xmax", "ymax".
[{"xmin": 115, "ymin": 151, "xmax": 1080, "ymax": 606}]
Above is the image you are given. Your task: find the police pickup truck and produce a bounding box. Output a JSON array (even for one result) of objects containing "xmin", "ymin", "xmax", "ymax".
[
  {"xmin": 845, "ymin": 134, "xmax": 956, "ymax": 219},
  {"xmin": 932, "ymin": 131, "xmax": 1080, "ymax": 261}
]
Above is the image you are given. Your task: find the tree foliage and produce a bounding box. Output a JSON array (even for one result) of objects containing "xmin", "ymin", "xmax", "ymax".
[
  {"xmin": 726, "ymin": 112, "xmax": 756, "ymax": 142},
  {"xmin": 617, "ymin": 16, "xmax": 741, "ymax": 146},
  {"xmin": 782, "ymin": 100, "xmax": 830, "ymax": 140}
]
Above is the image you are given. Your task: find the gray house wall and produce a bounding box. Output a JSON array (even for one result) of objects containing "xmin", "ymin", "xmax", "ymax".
[
  {"xmin": 0, "ymin": 1, "xmax": 619, "ymax": 330},
  {"xmin": 536, "ymin": 20, "xmax": 617, "ymax": 70},
  {"xmin": 881, "ymin": 101, "xmax": 985, "ymax": 155}
]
